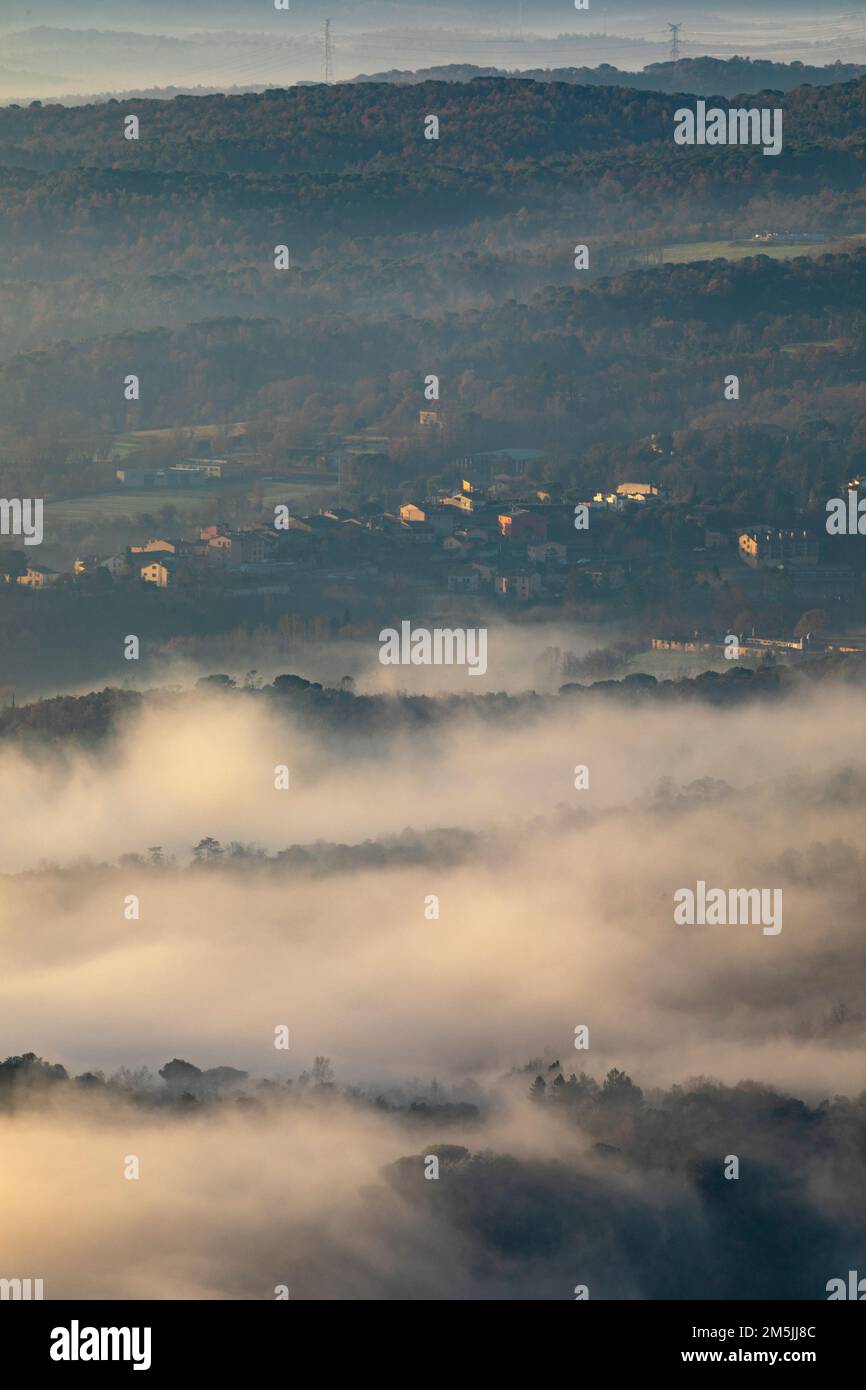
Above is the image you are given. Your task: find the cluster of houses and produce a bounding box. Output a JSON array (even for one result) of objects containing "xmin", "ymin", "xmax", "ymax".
[
  {"xmin": 736, "ymin": 525, "xmax": 855, "ymax": 600},
  {"xmin": 78, "ymin": 523, "xmax": 268, "ymax": 588},
  {"xmin": 2, "ymin": 450, "xmax": 860, "ymax": 610},
  {"xmin": 0, "ymin": 522, "xmax": 269, "ymax": 590},
  {"xmin": 378, "ymin": 476, "xmax": 656, "ymax": 599},
  {"xmin": 10, "ymin": 472, "xmax": 654, "ymax": 599},
  {"xmin": 114, "ymin": 460, "xmax": 226, "ymax": 489},
  {"xmin": 651, "ymin": 632, "xmax": 866, "ymax": 660}
]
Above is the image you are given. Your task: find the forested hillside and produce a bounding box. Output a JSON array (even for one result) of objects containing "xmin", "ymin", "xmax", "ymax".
[{"xmin": 2, "ymin": 75, "xmax": 865, "ymax": 512}]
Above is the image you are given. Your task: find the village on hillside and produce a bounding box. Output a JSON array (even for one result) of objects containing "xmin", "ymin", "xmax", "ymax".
[{"xmin": 2, "ymin": 438, "xmax": 864, "ymax": 673}]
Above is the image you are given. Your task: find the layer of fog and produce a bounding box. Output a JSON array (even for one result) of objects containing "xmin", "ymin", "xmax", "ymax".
[
  {"xmin": 1, "ymin": 679, "xmax": 864, "ymax": 1099},
  {"xmin": 2, "ymin": 1066, "xmax": 863, "ymax": 1299},
  {"xmin": 23, "ymin": 618, "xmax": 630, "ymax": 702}
]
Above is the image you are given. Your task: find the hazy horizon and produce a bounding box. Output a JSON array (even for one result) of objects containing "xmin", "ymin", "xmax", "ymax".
[{"xmin": 3, "ymin": 3, "xmax": 866, "ymax": 102}]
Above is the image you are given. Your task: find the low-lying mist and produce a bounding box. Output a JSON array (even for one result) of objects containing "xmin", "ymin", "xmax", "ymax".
[
  {"xmin": 2, "ymin": 1055, "xmax": 864, "ymax": 1300},
  {"xmin": 2, "ymin": 676, "xmax": 865, "ymax": 1088},
  {"xmin": 1, "ymin": 673, "xmax": 864, "ymax": 1297}
]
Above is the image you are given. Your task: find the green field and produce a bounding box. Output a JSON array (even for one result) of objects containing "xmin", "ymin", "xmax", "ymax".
[
  {"xmin": 109, "ymin": 422, "xmax": 250, "ymax": 461},
  {"xmin": 626, "ymin": 648, "xmax": 764, "ymax": 679},
  {"xmin": 662, "ymin": 235, "xmax": 866, "ymax": 265},
  {"xmin": 780, "ymin": 338, "xmax": 848, "ymax": 354},
  {"xmin": 45, "ymin": 480, "xmax": 336, "ymax": 525}
]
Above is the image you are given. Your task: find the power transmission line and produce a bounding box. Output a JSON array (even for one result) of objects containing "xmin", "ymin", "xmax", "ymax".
[
  {"xmin": 323, "ymin": 19, "xmax": 334, "ymax": 85},
  {"xmin": 667, "ymin": 22, "xmax": 683, "ymax": 62}
]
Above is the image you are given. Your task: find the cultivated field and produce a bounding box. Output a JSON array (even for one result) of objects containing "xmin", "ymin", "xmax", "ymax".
[
  {"xmin": 662, "ymin": 234, "xmax": 866, "ymax": 264},
  {"xmin": 44, "ymin": 480, "xmax": 336, "ymax": 525}
]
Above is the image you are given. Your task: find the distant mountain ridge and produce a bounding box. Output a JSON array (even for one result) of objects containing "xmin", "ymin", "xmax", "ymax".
[
  {"xmin": 351, "ymin": 57, "xmax": 866, "ymax": 97},
  {"xmin": 4, "ymin": 53, "xmax": 866, "ymax": 108}
]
